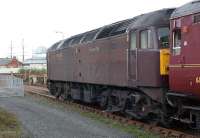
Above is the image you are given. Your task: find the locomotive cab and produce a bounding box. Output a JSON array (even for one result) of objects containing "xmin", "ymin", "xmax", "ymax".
[{"xmin": 127, "ymin": 10, "xmax": 173, "ymax": 89}]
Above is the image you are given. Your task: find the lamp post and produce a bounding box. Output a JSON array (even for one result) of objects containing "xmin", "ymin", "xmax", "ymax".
[
  {"xmin": 55, "ymin": 31, "xmax": 65, "ymax": 39},
  {"xmin": 10, "ymin": 40, "xmax": 13, "ymax": 59},
  {"xmin": 22, "ymin": 38, "xmax": 24, "ymax": 62}
]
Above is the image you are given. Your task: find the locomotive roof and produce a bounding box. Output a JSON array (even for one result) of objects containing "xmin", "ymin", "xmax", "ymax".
[
  {"xmin": 48, "ymin": 8, "xmax": 174, "ymax": 52},
  {"xmin": 129, "ymin": 9, "xmax": 174, "ymax": 29},
  {"xmin": 171, "ymin": 0, "xmax": 200, "ymax": 19}
]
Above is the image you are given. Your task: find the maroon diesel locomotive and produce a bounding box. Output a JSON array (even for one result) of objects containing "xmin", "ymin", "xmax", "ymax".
[{"xmin": 47, "ymin": 1, "xmax": 200, "ymax": 128}]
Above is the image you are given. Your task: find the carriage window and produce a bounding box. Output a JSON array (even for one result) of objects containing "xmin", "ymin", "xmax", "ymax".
[
  {"xmin": 140, "ymin": 30, "xmax": 152, "ymax": 49},
  {"xmin": 194, "ymin": 14, "xmax": 200, "ymax": 23},
  {"xmin": 130, "ymin": 31, "xmax": 136, "ymax": 50},
  {"xmin": 173, "ymin": 29, "xmax": 181, "ymax": 55},
  {"xmin": 158, "ymin": 27, "xmax": 169, "ymax": 48}
]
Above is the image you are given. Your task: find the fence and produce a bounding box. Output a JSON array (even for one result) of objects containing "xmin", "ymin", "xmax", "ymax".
[
  {"xmin": 15, "ymin": 73, "xmax": 47, "ymax": 86},
  {"xmin": 0, "ymin": 75, "xmax": 24, "ymax": 97}
]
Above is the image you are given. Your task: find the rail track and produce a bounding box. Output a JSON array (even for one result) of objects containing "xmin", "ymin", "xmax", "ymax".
[{"xmin": 24, "ymin": 85, "xmax": 198, "ymax": 138}]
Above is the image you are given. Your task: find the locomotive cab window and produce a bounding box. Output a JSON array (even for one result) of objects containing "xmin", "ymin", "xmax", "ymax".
[
  {"xmin": 173, "ymin": 29, "xmax": 181, "ymax": 55},
  {"xmin": 130, "ymin": 31, "xmax": 136, "ymax": 50},
  {"xmin": 140, "ymin": 30, "xmax": 153, "ymax": 49},
  {"xmin": 158, "ymin": 27, "xmax": 169, "ymax": 48}
]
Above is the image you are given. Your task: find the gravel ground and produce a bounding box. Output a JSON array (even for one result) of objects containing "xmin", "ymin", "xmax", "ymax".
[{"xmin": 0, "ymin": 95, "xmax": 134, "ymax": 138}]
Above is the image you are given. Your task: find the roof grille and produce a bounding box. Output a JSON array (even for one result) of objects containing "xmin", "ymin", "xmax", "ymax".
[
  {"xmin": 50, "ymin": 42, "xmax": 61, "ymax": 51},
  {"xmin": 82, "ymin": 29, "xmax": 99, "ymax": 43},
  {"xmin": 192, "ymin": 0, "xmax": 200, "ymax": 4},
  {"xmin": 61, "ymin": 38, "xmax": 73, "ymax": 48},
  {"xmin": 96, "ymin": 17, "xmax": 137, "ymax": 39},
  {"xmin": 70, "ymin": 35, "xmax": 83, "ymax": 46}
]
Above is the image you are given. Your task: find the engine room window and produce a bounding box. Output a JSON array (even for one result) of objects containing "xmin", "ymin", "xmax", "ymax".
[
  {"xmin": 173, "ymin": 29, "xmax": 181, "ymax": 55},
  {"xmin": 130, "ymin": 32, "xmax": 136, "ymax": 50},
  {"xmin": 194, "ymin": 14, "xmax": 200, "ymax": 23},
  {"xmin": 140, "ymin": 30, "xmax": 152, "ymax": 49},
  {"xmin": 158, "ymin": 27, "xmax": 169, "ymax": 48}
]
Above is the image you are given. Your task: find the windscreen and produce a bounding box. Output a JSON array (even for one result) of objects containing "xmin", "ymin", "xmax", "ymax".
[{"xmin": 157, "ymin": 27, "xmax": 170, "ymax": 48}]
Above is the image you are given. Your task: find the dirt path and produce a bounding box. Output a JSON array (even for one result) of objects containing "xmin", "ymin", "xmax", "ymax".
[{"xmin": 0, "ymin": 95, "xmax": 133, "ymax": 138}]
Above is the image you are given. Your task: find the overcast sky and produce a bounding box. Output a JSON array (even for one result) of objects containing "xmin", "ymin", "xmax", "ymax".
[{"xmin": 0, "ymin": 0, "xmax": 191, "ymax": 60}]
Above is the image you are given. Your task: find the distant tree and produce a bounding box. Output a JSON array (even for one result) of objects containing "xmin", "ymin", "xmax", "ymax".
[{"xmin": 18, "ymin": 68, "xmax": 46, "ymax": 74}]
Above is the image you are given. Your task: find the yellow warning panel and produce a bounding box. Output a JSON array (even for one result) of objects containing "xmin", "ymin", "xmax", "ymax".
[{"xmin": 160, "ymin": 49, "xmax": 170, "ymax": 75}]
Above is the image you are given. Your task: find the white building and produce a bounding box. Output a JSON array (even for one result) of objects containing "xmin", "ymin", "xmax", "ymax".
[{"xmin": 23, "ymin": 46, "xmax": 47, "ymax": 69}]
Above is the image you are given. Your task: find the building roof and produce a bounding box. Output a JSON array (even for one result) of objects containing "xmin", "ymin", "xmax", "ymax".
[
  {"xmin": 23, "ymin": 57, "xmax": 46, "ymax": 65},
  {"xmin": 0, "ymin": 58, "xmax": 12, "ymax": 66},
  {"xmin": 171, "ymin": 0, "xmax": 200, "ymax": 19}
]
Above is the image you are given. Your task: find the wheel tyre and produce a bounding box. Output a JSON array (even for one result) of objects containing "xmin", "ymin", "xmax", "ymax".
[
  {"xmin": 124, "ymin": 99, "xmax": 134, "ymax": 119},
  {"xmin": 160, "ymin": 114, "xmax": 172, "ymax": 128}
]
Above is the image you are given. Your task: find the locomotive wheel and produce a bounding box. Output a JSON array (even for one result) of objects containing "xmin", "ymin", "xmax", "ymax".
[
  {"xmin": 100, "ymin": 95, "xmax": 108, "ymax": 110},
  {"xmin": 49, "ymin": 84, "xmax": 56, "ymax": 96},
  {"xmin": 160, "ymin": 114, "xmax": 172, "ymax": 128},
  {"xmin": 59, "ymin": 92, "xmax": 66, "ymax": 101},
  {"xmin": 55, "ymin": 87, "xmax": 61, "ymax": 99},
  {"xmin": 124, "ymin": 98, "xmax": 134, "ymax": 119}
]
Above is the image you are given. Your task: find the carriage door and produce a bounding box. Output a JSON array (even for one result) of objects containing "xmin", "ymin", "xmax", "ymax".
[{"xmin": 129, "ymin": 31, "xmax": 137, "ymax": 82}]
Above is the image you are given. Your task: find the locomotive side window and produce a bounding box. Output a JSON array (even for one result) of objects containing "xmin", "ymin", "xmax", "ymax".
[
  {"xmin": 173, "ymin": 29, "xmax": 181, "ymax": 55},
  {"xmin": 158, "ymin": 27, "xmax": 169, "ymax": 48},
  {"xmin": 140, "ymin": 30, "xmax": 152, "ymax": 49},
  {"xmin": 130, "ymin": 31, "xmax": 136, "ymax": 50}
]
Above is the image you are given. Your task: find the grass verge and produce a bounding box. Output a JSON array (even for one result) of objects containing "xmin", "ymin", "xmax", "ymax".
[
  {"xmin": 81, "ymin": 111, "xmax": 159, "ymax": 138},
  {"xmin": 0, "ymin": 107, "xmax": 21, "ymax": 138},
  {"xmin": 26, "ymin": 93, "xmax": 160, "ymax": 138}
]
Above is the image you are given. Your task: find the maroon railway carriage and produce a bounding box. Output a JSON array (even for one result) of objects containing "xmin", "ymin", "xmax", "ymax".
[
  {"xmin": 47, "ymin": 9, "xmax": 173, "ymax": 121},
  {"xmin": 167, "ymin": 1, "xmax": 200, "ymax": 129}
]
